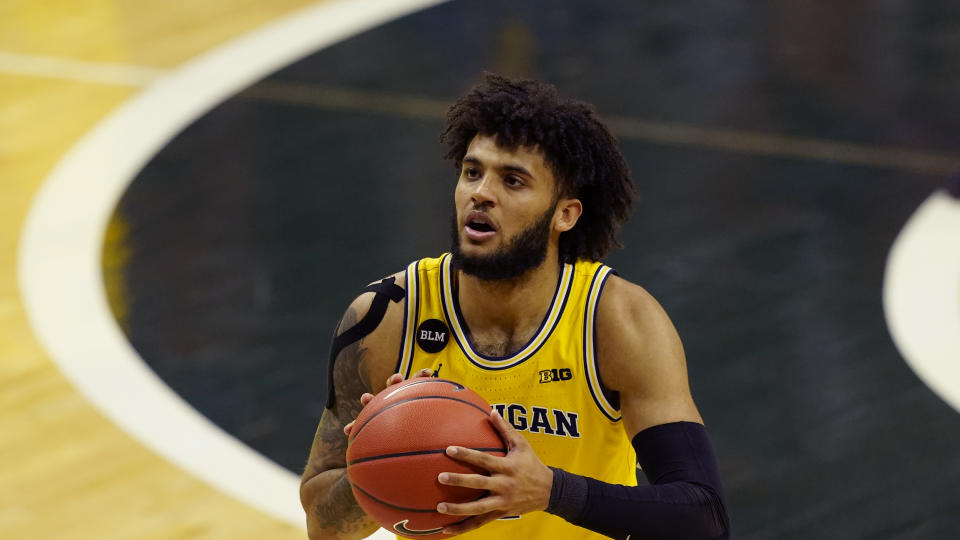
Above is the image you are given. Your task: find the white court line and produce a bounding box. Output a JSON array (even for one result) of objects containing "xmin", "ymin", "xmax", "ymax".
[
  {"xmin": 17, "ymin": 0, "xmax": 447, "ymax": 536},
  {"xmin": 883, "ymin": 190, "xmax": 960, "ymax": 415},
  {"xmin": 17, "ymin": 0, "xmax": 958, "ymax": 534}
]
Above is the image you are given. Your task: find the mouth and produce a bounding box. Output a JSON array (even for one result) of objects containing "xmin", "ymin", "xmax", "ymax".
[{"xmin": 464, "ymin": 211, "xmax": 497, "ymax": 241}]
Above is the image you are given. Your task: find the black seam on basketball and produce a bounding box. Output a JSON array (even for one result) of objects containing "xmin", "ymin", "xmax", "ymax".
[
  {"xmin": 447, "ymin": 516, "xmax": 472, "ymax": 528},
  {"xmin": 350, "ymin": 484, "xmax": 437, "ymax": 513},
  {"xmin": 350, "ymin": 395, "xmax": 491, "ymax": 440},
  {"xmin": 390, "ymin": 378, "xmax": 464, "ymax": 393},
  {"xmin": 350, "ymin": 484, "xmax": 489, "ymax": 513},
  {"xmin": 348, "ymin": 447, "xmax": 507, "ymax": 466}
]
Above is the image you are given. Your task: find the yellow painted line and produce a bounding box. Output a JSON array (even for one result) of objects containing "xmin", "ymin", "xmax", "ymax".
[
  {"xmin": 17, "ymin": 0, "xmax": 449, "ymax": 537},
  {"xmin": 4, "ymin": 51, "xmax": 956, "ymax": 177},
  {"xmin": 606, "ymin": 117, "xmax": 960, "ymax": 176},
  {"xmin": 242, "ymin": 81, "xmax": 960, "ymax": 176},
  {"xmin": 0, "ymin": 51, "xmax": 167, "ymax": 86},
  {"xmin": 240, "ymin": 80, "xmax": 450, "ymax": 120}
]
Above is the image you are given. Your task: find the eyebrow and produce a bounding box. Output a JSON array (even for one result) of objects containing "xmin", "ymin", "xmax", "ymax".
[{"xmin": 462, "ymin": 155, "xmax": 535, "ymax": 179}]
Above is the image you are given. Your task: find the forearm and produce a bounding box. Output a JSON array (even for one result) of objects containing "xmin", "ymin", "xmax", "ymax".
[
  {"xmin": 546, "ymin": 422, "xmax": 729, "ymax": 540},
  {"xmin": 548, "ymin": 470, "xmax": 727, "ymax": 539},
  {"xmin": 301, "ymin": 468, "xmax": 378, "ymax": 540}
]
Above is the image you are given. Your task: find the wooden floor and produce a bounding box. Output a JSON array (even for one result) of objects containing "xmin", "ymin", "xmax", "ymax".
[
  {"xmin": 0, "ymin": 2, "xmax": 321, "ymax": 538},
  {"xmin": 5, "ymin": 1, "xmax": 960, "ymax": 539}
]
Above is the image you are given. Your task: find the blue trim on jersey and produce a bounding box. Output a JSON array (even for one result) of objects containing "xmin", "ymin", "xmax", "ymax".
[
  {"xmin": 407, "ymin": 259, "xmax": 421, "ymax": 377},
  {"xmin": 440, "ymin": 254, "xmax": 575, "ymax": 370},
  {"xmin": 394, "ymin": 263, "xmax": 411, "ymax": 376},
  {"xmin": 583, "ymin": 266, "xmax": 621, "ymax": 422},
  {"xmin": 450, "ymin": 264, "xmax": 571, "ymax": 362},
  {"xmin": 396, "ymin": 259, "xmax": 422, "ymax": 378},
  {"xmin": 593, "ymin": 270, "xmax": 620, "ymax": 414}
]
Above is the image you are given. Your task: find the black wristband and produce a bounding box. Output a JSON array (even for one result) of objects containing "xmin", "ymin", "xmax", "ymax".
[{"xmin": 545, "ymin": 466, "xmax": 588, "ymax": 521}]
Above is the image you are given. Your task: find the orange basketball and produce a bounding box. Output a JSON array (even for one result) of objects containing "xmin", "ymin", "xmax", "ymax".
[{"xmin": 346, "ymin": 378, "xmax": 506, "ymax": 538}]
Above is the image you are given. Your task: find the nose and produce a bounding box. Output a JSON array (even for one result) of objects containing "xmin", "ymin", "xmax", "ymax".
[{"xmin": 469, "ymin": 173, "xmax": 496, "ymax": 207}]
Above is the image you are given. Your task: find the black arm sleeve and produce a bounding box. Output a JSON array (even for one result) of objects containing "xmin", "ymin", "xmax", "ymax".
[{"xmin": 545, "ymin": 421, "xmax": 729, "ymax": 540}]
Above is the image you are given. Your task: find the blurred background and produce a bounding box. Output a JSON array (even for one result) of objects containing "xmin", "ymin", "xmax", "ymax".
[{"xmin": 3, "ymin": 0, "xmax": 960, "ymax": 538}]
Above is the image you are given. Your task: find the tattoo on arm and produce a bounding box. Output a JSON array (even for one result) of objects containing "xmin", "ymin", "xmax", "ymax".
[
  {"xmin": 307, "ymin": 304, "xmax": 377, "ymax": 534},
  {"xmin": 314, "ymin": 474, "xmax": 370, "ymax": 533},
  {"xmin": 330, "ymin": 304, "xmax": 373, "ymax": 428}
]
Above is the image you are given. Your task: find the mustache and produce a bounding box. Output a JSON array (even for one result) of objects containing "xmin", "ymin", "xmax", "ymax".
[{"xmin": 465, "ymin": 203, "xmax": 491, "ymax": 215}]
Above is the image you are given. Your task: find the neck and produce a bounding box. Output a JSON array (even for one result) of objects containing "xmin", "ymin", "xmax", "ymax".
[{"xmin": 455, "ymin": 251, "xmax": 563, "ymax": 349}]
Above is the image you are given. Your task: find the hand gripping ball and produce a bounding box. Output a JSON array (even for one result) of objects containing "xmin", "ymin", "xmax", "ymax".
[{"xmin": 346, "ymin": 378, "xmax": 506, "ymax": 538}]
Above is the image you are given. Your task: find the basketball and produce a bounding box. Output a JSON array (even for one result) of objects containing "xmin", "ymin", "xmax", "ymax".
[{"xmin": 346, "ymin": 378, "xmax": 506, "ymax": 538}]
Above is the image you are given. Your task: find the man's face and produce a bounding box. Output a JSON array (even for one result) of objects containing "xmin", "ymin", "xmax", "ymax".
[{"xmin": 450, "ymin": 135, "xmax": 561, "ymax": 281}]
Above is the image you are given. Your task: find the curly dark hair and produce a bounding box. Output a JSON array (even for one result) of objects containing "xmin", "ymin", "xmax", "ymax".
[{"xmin": 441, "ymin": 73, "xmax": 635, "ymax": 263}]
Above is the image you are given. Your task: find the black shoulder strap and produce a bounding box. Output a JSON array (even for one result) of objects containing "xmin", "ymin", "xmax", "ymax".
[{"xmin": 325, "ymin": 277, "xmax": 405, "ymax": 409}]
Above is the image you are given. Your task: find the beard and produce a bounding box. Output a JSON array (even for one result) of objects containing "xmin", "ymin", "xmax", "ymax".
[{"xmin": 450, "ymin": 204, "xmax": 555, "ymax": 281}]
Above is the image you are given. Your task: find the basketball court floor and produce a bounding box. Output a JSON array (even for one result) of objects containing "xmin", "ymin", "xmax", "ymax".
[{"xmin": 3, "ymin": 1, "xmax": 960, "ymax": 538}]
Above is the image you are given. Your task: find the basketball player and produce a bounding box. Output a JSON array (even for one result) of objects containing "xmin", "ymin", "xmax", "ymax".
[{"xmin": 300, "ymin": 74, "xmax": 730, "ymax": 540}]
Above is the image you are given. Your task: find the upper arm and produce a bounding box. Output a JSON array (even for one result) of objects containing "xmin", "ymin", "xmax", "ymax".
[
  {"xmin": 301, "ymin": 271, "xmax": 406, "ymax": 482},
  {"xmin": 595, "ymin": 276, "xmax": 702, "ymax": 439}
]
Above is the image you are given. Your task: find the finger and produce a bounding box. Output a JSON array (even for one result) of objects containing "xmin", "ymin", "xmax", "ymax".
[
  {"xmin": 343, "ymin": 421, "xmax": 355, "ymax": 436},
  {"xmin": 384, "ymin": 373, "xmax": 404, "ymax": 386},
  {"xmin": 437, "ymin": 495, "xmax": 503, "ymax": 516},
  {"xmin": 446, "ymin": 446, "xmax": 505, "ymax": 472},
  {"xmin": 437, "ymin": 472, "xmax": 494, "ymax": 490},
  {"xmin": 442, "ymin": 512, "xmax": 506, "ymax": 535},
  {"xmin": 414, "ymin": 368, "xmax": 433, "ymax": 378},
  {"xmin": 359, "ymin": 393, "xmax": 374, "ymax": 406},
  {"xmin": 489, "ymin": 411, "xmax": 526, "ymax": 449}
]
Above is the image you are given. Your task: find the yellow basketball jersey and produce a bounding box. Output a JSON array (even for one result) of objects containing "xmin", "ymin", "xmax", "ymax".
[{"xmin": 394, "ymin": 254, "xmax": 637, "ymax": 540}]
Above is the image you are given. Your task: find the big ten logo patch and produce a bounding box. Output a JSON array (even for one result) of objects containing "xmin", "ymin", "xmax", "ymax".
[
  {"xmin": 416, "ymin": 319, "xmax": 449, "ymax": 353},
  {"xmin": 539, "ymin": 368, "xmax": 572, "ymax": 383}
]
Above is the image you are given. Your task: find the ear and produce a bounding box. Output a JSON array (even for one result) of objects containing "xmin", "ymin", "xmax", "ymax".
[{"xmin": 553, "ymin": 198, "xmax": 583, "ymax": 233}]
